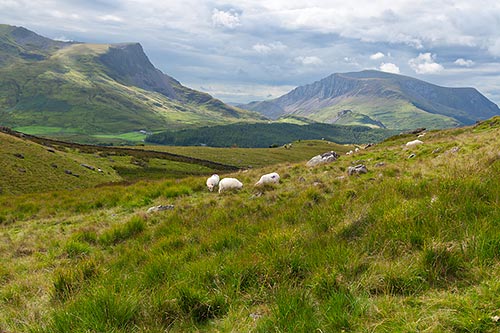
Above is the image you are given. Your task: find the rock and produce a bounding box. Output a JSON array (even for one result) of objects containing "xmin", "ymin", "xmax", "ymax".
[
  {"xmin": 81, "ymin": 163, "xmax": 96, "ymax": 171},
  {"xmin": 147, "ymin": 205, "xmax": 175, "ymax": 214},
  {"xmin": 448, "ymin": 146, "xmax": 460, "ymax": 154},
  {"xmin": 18, "ymin": 168, "xmax": 26, "ymax": 173},
  {"xmin": 375, "ymin": 162, "xmax": 385, "ymax": 167},
  {"xmin": 408, "ymin": 153, "xmax": 416, "ymax": 159},
  {"xmin": 405, "ymin": 127, "xmax": 426, "ymax": 135},
  {"xmin": 347, "ymin": 164, "xmax": 368, "ymax": 176},
  {"xmin": 432, "ymin": 148, "xmax": 442, "ymax": 154},
  {"xmin": 47, "ymin": 148, "xmax": 55, "ymax": 153},
  {"xmin": 306, "ymin": 151, "xmax": 339, "ymax": 167},
  {"xmin": 65, "ymin": 170, "xmax": 79, "ymax": 177}
]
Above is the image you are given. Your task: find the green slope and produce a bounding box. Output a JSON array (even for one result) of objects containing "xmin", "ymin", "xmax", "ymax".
[
  {"xmin": 0, "ymin": 25, "xmax": 262, "ymax": 143},
  {"xmin": 0, "ymin": 117, "xmax": 499, "ymax": 332},
  {"xmin": 146, "ymin": 122, "xmax": 398, "ymax": 147},
  {"xmin": 241, "ymin": 70, "xmax": 500, "ymax": 130}
]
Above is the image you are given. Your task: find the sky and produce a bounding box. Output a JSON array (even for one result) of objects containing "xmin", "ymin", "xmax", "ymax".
[{"xmin": 1, "ymin": 0, "xmax": 500, "ymax": 105}]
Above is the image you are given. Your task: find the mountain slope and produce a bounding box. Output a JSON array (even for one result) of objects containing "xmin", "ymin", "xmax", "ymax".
[
  {"xmin": 240, "ymin": 70, "xmax": 500, "ymax": 129},
  {"xmin": 1, "ymin": 116, "xmax": 499, "ymax": 332},
  {"xmin": 0, "ymin": 25, "xmax": 262, "ymax": 142}
]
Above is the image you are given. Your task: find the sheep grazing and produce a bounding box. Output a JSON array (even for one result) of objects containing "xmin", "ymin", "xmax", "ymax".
[
  {"xmin": 406, "ymin": 139, "xmax": 423, "ymax": 147},
  {"xmin": 255, "ymin": 172, "xmax": 280, "ymax": 186},
  {"xmin": 218, "ymin": 177, "xmax": 243, "ymax": 193},
  {"xmin": 206, "ymin": 174, "xmax": 220, "ymax": 192}
]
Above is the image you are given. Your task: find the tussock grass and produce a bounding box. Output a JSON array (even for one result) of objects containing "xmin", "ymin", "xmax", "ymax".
[{"xmin": 0, "ymin": 118, "xmax": 499, "ymax": 332}]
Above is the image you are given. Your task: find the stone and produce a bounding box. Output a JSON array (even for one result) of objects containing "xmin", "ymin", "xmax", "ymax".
[
  {"xmin": 147, "ymin": 205, "xmax": 175, "ymax": 214},
  {"xmin": 347, "ymin": 164, "xmax": 368, "ymax": 176},
  {"xmin": 306, "ymin": 151, "xmax": 339, "ymax": 167}
]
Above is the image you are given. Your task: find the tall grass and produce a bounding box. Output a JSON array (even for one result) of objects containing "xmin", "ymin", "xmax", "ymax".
[{"xmin": 1, "ymin": 119, "xmax": 499, "ymax": 332}]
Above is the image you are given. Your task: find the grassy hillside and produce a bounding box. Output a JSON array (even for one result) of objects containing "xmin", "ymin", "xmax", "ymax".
[
  {"xmin": 132, "ymin": 140, "xmax": 354, "ymax": 169},
  {"xmin": 146, "ymin": 122, "xmax": 398, "ymax": 148},
  {"xmin": 241, "ymin": 70, "xmax": 500, "ymax": 130},
  {"xmin": 0, "ymin": 117, "xmax": 499, "ymax": 332},
  {"xmin": 0, "ymin": 26, "xmax": 262, "ymax": 143},
  {"xmin": 0, "ymin": 128, "xmax": 241, "ymax": 194}
]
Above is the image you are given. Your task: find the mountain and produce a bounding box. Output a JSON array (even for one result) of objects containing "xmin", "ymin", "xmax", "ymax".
[
  {"xmin": 239, "ymin": 70, "xmax": 500, "ymax": 129},
  {"xmin": 0, "ymin": 24, "xmax": 262, "ymax": 142}
]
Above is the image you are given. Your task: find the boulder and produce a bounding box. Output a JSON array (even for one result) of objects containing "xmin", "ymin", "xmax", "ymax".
[
  {"xmin": 347, "ymin": 164, "xmax": 368, "ymax": 176},
  {"xmin": 306, "ymin": 151, "xmax": 339, "ymax": 167},
  {"xmin": 147, "ymin": 205, "xmax": 175, "ymax": 214}
]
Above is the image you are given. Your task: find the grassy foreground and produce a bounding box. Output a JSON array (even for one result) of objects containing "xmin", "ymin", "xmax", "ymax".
[{"xmin": 0, "ymin": 118, "xmax": 499, "ymax": 332}]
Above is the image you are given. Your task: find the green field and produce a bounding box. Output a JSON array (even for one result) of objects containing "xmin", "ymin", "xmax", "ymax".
[
  {"xmin": 135, "ymin": 140, "xmax": 353, "ymax": 168},
  {"xmin": 0, "ymin": 118, "xmax": 499, "ymax": 332}
]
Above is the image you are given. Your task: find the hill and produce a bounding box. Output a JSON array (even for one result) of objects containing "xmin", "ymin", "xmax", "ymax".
[
  {"xmin": 0, "ymin": 126, "xmax": 346, "ymax": 194},
  {"xmin": 146, "ymin": 122, "xmax": 398, "ymax": 147},
  {"xmin": 239, "ymin": 70, "xmax": 500, "ymax": 130},
  {"xmin": 0, "ymin": 127, "xmax": 242, "ymax": 194},
  {"xmin": 0, "ymin": 116, "xmax": 499, "ymax": 332},
  {"xmin": 0, "ymin": 24, "xmax": 262, "ymax": 143}
]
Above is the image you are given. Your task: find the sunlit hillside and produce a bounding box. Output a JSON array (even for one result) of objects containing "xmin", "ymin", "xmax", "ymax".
[{"xmin": 0, "ymin": 117, "xmax": 499, "ymax": 332}]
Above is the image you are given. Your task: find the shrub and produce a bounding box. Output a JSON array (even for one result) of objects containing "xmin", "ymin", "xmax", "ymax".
[
  {"xmin": 177, "ymin": 287, "xmax": 228, "ymax": 323},
  {"xmin": 422, "ymin": 244, "xmax": 467, "ymax": 285},
  {"xmin": 99, "ymin": 215, "xmax": 146, "ymax": 245},
  {"xmin": 64, "ymin": 240, "xmax": 91, "ymax": 258}
]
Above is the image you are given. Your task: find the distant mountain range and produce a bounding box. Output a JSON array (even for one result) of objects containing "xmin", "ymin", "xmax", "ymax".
[
  {"xmin": 0, "ymin": 24, "xmax": 262, "ymax": 142},
  {"xmin": 239, "ymin": 70, "xmax": 500, "ymax": 129}
]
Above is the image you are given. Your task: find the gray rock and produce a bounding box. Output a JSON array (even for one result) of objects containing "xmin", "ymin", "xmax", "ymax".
[
  {"xmin": 306, "ymin": 151, "xmax": 339, "ymax": 167},
  {"xmin": 81, "ymin": 163, "xmax": 96, "ymax": 171},
  {"xmin": 147, "ymin": 205, "xmax": 175, "ymax": 214},
  {"xmin": 347, "ymin": 164, "xmax": 368, "ymax": 176}
]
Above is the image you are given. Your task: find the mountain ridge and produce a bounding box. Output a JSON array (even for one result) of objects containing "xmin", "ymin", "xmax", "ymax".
[
  {"xmin": 0, "ymin": 24, "xmax": 262, "ymax": 142},
  {"xmin": 240, "ymin": 70, "xmax": 500, "ymax": 129}
]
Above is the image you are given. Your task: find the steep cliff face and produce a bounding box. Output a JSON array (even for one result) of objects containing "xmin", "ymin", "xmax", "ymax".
[
  {"xmin": 240, "ymin": 70, "xmax": 500, "ymax": 129},
  {"xmin": 99, "ymin": 43, "xmax": 177, "ymax": 99}
]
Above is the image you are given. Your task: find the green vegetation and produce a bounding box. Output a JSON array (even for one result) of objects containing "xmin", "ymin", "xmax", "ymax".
[
  {"xmin": 241, "ymin": 70, "xmax": 500, "ymax": 130},
  {"xmin": 0, "ymin": 25, "xmax": 262, "ymax": 144},
  {"xmin": 135, "ymin": 140, "xmax": 353, "ymax": 169},
  {"xmin": 0, "ymin": 128, "xmax": 238, "ymax": 194},
  {"xmin": 0, "ymin": 117, "xmax": 499, "ymax": 332},
  {"xmin": 146, "ymin": 122, "xmax": 398, "ymax": 147}
]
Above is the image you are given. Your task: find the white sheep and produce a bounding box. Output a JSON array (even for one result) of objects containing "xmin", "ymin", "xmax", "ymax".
[
  {"xmin": 206, "ymin": 174, "xmax": 220, "ymax": 192},
  {"xmin": 255, "ymin": 172, "xmax": 280, "ymax": 186},
  {"xmin": 406, "ymin": 139, "xmax": 423, "ymax": 147},
  {"xmin": 218, "ymin": 177, "xmax": 243, "ymax": 193}
]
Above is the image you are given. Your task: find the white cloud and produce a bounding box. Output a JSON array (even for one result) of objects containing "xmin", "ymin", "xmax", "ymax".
[
  {"xmin": 408, "ymin": 53, "xmax": 444, "ymax": 74},
  {"xmin": 212, "ymin": 8, "xmax": 241, "ymax": 29},
  {"xmin": 454, "ymin": 58, "xmax": 474, "ymax": 67},
  {"xmin": 252, "ymin": 42, "xmax": 287, "ymax": 54},
  {"xmin": 370, "ymin": 52, "xmax": 385, "ymax": 60},
  {"xmin": 97, "ymin": 15, "xmax": 123, "ymax": 23},
  {"xmin": 294, "ymin": 56, "xmax": 323, "ymax": 65},
  {"xmin": 379, "ymin": 62, "xmax": 400, "ymax": 74}
]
